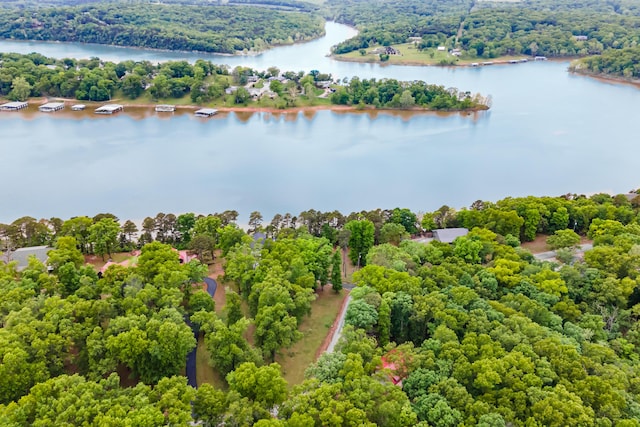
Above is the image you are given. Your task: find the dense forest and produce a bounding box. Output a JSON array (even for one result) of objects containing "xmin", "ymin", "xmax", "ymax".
[
  {"xmin": 0, "ymin": 52, "xmax": 489, "ymax": 110},
  {"xmin": 570, "ymin": 45, "xmax": 640, "ymax": 79},
  {"xmin": 329, "ymin": 0, "xmax": 640, "ymax": 59},
  {"xmin": 0, "ymin": 2, "xmax": 325, "ymax": 54},
  {"xmin": 2, "ymin": 189, "xmax": 640, "ymax": 424}
]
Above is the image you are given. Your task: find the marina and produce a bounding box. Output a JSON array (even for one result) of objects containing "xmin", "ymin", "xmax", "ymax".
[
  {"xmin": 0, "ymin": 101, "xmax": 28, "ymax": 111},
  {"xmin": 38, "ymin": 102, "xmax": 65, "ymax": 112},
  {"xmin": 95, "ymin": 104, "xmax": 124, "ymax": 114}
]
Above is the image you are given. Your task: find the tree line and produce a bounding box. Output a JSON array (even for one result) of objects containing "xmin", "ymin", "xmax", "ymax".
[
  {"xmin": 0, "ymin": 2, "xmax": 325, "ymax": 54},
  {"xmin": 0, "ymin": 52, "xmax": 489, "ymax": 110}
]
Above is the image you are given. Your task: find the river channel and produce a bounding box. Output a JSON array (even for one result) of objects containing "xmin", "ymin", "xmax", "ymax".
[{"xmin": 1, "ymin": 22, "xmax": 640, "ymax": 224}]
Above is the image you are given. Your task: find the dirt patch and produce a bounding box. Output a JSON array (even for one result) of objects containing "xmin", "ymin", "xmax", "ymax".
[
  {"xmin": 116, "ymin": 364, "xmax": 139, "ymax": 388},
  {"xmin": 521, "ymin": 234, "xmax": 593, "ymax": 254},
  {"xmin": 521, "ymin": 235, "xmax": 550, "ymax": 254}
]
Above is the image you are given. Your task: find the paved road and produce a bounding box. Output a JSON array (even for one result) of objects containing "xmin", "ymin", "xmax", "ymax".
[
  {"xmin": 326, "ymin": 294, "xmax": 352, "ymax": 353},
  {"xmin": 185, "ymin": 277, "xmax": 218, "ymax": 389},
  {"xmin": 534, "ymin": 243, "xmax": 593, "ymax": 261},
  {"xmin": 203, "ymin": 277, "xmax": 218, "ymax": 297},
  {"xmin": 184, "ymin": 315, "xmax": 198, "ymax": 388}
]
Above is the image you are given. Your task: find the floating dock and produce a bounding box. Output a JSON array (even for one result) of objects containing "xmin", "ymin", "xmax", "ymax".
[
  {"xmin": 155, "ymin": 104, "xmax": 176, "ymax": 112},
  {"xmin": 71, "ymin": 104, "xmax": 86, "ymax": 111},
  {"xmin": 0, "ymin": 101, "xmax": 28, "ymax": 111},
  {"xmin": 194, "ymin": 108, "xmax": 218, "ymax": 117},
  {"xmin": 39, "ymin": 102, "xmax": 65, "ymax": 112},
  {"xmin": 95, "ymin": 104, "xmax": 124, "ymax": 114}
]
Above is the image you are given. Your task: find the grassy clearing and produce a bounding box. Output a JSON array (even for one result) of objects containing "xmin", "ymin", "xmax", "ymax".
[
  {"xmin": 338, "ymin": 43, "xmax": 529, "ymax": 67},
  {"xmin": 196, "ymin": 335, "xmax": 228, "ymax": 390},
  {"xmin": 275, "ymin": 289, "xmax": 345, "ymax": 386},
  {"xmin": 85, "ymin": 251, "xmax": 136, "ymax": 270}
]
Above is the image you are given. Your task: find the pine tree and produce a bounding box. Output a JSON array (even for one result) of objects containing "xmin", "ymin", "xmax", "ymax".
[{"xmin": 331, "ymin": 250, "xmax": 342, "ymax": 293}]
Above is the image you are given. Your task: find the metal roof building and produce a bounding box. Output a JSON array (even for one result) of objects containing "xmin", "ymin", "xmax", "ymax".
[
  {"xmin": 0, "ymin": 101, "xmax": 28, "ymax": 111},
  {"xmin": 432, "ymin": 228, "xmax": 469, "ymax": 243},
  {"xmin": 39, "ymin": 102, "xmax": 65, "ymax": 112},
  {"xmin": 6, "ymin": 246, "xmax": 51, "ymax": 271}
]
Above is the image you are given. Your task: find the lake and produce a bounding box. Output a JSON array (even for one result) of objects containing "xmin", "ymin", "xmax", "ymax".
[{"xmin": 1, "ymin": 22, "xmax": 639, "ymax": 224}]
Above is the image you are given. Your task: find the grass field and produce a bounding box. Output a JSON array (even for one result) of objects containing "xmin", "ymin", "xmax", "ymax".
[
  {"xmin": 196, "ymin": 335, "xmax": 228, "ymax": 390},
  {"xmin": 275, "ymin": 289, "xmax": 346, "ymax": 386},
  {"xmin": 338, "ymin": 43, "xmax": 530, "ymax": 67}
]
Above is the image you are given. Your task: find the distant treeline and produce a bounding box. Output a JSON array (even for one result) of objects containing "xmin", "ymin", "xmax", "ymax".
[
  {"xmin": 570, "ymin": 46, "xmax": 640, "ymax": 79},
  {"xmin": 0, "ymin": 52, "xmax": 488, "ymax": 110},
  {"xmin": 0, "ymin": 2, "xmax": 325, "ymax": 54},
  {"xmin": 328, "ymin": 0, "xmax": 640, "ymax": 59}
]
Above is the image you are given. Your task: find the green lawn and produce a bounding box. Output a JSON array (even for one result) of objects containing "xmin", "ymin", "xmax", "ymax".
[
  {"xmin": 338, "ymin": 43, "xmax": 529, "ymax": 66},
  {"xmin": 275, "ymin": 289, "xmax": 346, "ymax": 386},
  {"xmin": 196, "ymin": 335, "xmax": 228, "ymax": 390}
]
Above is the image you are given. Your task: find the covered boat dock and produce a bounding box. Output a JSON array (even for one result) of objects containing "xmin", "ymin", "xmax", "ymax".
[
  {"xmin": 194, "ymin": 108, "xmax": 218, "ymax": 117},
  {"xmin": 39, "ymin": 102, "xmax": 65, "ymax": 112},
  {"xmin": 0, "ymin": 101, "xmax": 28, "ymax": 111},
  {"xmin": 95, "ymin": 104, "xmax": 124, "ymax": 114},
  {"xmin": 155, "ymin": 104, "xmax": 176, "ymax": 112}
]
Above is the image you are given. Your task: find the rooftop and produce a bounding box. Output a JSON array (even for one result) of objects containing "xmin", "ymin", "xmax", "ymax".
[
  {"xmin": 432, "ymin": 228, "xmax": 469, "ymax": 243},
  {"xmin": 6, "ymin": 246, "xmax": 50, "ymax": 271},
  {"xmin": 1, "ymin": 101, "xmax": 28, "ymax": 109}
]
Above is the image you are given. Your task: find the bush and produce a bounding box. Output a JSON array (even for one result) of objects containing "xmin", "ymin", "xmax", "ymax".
[{"xmin": 546, "ymin": 229, "xmax": 581, "ymax": 250}]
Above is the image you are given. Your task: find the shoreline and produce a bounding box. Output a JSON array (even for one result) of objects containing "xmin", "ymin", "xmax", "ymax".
[
  {"xmin": 0, "ymin": 25, "xmax": 329, "ymax": 60},
  {"xmin": 330, "ymin": 53, "xmax": 578, "ymax": 68},
  {"xmin": 0, "ymin": 97, "xmax": 489, "ymax": 118},
  {"xmin": 568, "ymin": 69, "xmax": 640, "ymax": 90}
]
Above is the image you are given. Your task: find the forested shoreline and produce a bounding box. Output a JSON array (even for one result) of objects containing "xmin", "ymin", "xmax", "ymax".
[
  {"xmin": 2, "ymin": 189, "xmax": 640, "ymax": 425},
  {"xmin": 0, "ymin": 2, "xmax": 325, "ymax": 54},
  {"xmin": 0, "ymin": 52, "xmax": 490, "ymax": 111},
  {"xmin": 570, "ymin": 46, "xmax": 640, "ymax": 80},
  {"xmin": 328, "ymin": 0, "xmax": 640, "ymax": 61}
]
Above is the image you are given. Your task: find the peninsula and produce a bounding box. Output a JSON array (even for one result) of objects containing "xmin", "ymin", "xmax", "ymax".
[
  {"xmin": 568, "ymin": 46, "xmax": 640, "ymax": 87},
  {"xmin": 0, "ymin": 53, "xmax": 491, "ymax": 113}
]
